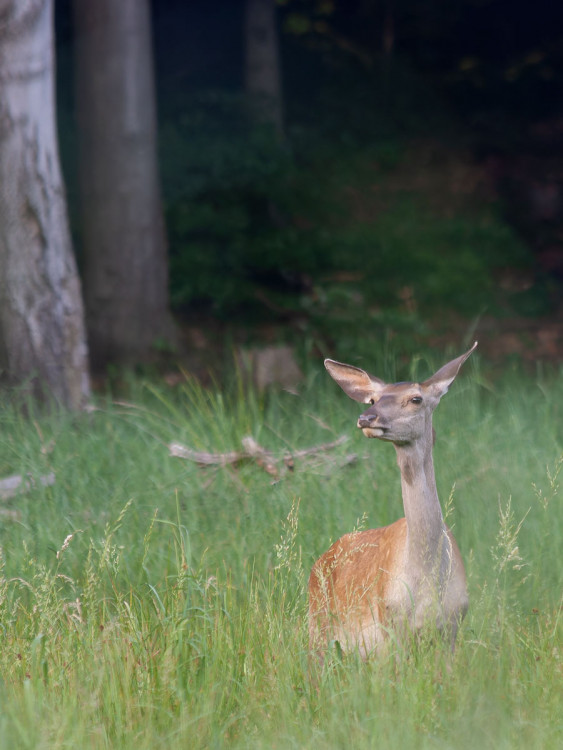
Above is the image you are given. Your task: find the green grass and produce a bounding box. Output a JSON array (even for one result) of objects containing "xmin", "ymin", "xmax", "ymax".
[{"xmin": 0, "ymin": 351, "xmax": 561, "ymax": 748}]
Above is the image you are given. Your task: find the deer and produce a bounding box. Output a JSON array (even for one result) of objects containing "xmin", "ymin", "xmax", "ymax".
[{"xmin": 308, "ymin": 343, "xmax": 477, "ymax": 660}]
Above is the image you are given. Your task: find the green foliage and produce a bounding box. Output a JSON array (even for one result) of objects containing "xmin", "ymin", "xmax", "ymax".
[
  {"xmin": 160, "ymin": 91, "xmax": 293, "ymax": 311},
  {"xmin": 158, "ymin": 58, "xmax": 540, "ymax": 325},
  {"xmin": 0, "ymin": 356, "xmax": 561, "ymax": 747},
  {"xmin": 164, "ymin": 125, "xmax": 532, "ymax": 322}
]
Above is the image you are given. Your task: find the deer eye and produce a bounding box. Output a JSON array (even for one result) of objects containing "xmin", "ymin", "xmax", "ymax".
[{"xmin": 410, "ymin": 396, "xmax": 423, "ymax": 405}]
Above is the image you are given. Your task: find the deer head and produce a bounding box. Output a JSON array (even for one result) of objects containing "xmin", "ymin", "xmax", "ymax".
[{"xmin": 324, "ymin": 343, "xmax": 477, "ymax": 445}]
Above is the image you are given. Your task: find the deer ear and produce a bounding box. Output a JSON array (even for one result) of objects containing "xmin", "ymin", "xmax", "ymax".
[
  {"xmin": 324, "ymin": 359, "xmax": 386, "ymax": 403},
  {"xmin": 422, "ymin": 342, "xmax": 477, "ymax": 399}
]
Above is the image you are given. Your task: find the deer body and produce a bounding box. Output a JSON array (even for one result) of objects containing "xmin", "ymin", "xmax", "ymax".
[{"xmin": 309, "ymin": 344, "xmax": 477, "ymax": 658}]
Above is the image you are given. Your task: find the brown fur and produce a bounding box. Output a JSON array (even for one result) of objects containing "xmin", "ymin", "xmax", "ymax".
[
  {"xmin": 308, "ymin": 519, "xmax": 407, "ymax": 652},
  {"xmin": 309, "ymin": 518, "xmax": 468, "ymax": 657}
]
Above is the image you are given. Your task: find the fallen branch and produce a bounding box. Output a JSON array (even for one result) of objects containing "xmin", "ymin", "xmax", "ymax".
[
  {"xmin": 283, "ymin": 435, "xmax": 348, "ymax": 459},
  {"xmin": 168, "ymin": 444, "xmax": 244, "ymax": 465},
  {"xmin": 168, "ymin": 435, "xmax": 349, "ymax": 479},
  {"xmin": 0, "ymin": 472, "xmax": 56, "ymax": 500},
  {"xmin": 241, "ymin": 436, "xmax": 279, "ymax": 477}
]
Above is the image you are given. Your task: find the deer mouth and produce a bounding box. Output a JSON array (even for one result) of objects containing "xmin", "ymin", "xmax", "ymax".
[
  {"xmin": 362, "ymin": 428, "xmax": 386, "ymax": 438},
  {"xmin": 357, "ymin": 419, "xmax": 387, "ymax": 438}
]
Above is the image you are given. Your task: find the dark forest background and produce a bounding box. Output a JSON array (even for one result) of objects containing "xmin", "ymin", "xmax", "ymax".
[{"xmin": 56, "ymin": 0, "xmax": 563, "ymax": 372}]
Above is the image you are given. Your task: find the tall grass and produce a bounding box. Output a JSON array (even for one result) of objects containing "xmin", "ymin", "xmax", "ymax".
[{"xmin": 0, "ymin": 353, "xmax": 561, "ymax": 748}]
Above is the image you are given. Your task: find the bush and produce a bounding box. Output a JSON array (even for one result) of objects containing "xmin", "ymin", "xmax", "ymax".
[{"xmin": 159, "ymin": 77, "xmax": 537, "ymax": 326}]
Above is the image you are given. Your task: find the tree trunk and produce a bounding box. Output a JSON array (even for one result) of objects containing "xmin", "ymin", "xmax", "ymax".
[
  {"xmin": 244, "ymin": 0, "xmax": 284, "ymax": 136},
  {"xmin": 73, "ymin": 0, "xmax": 176, "ymax": 371},
  {"xmin": 0, "ymin": 0, "xmax": 90, "ymax": 409}
]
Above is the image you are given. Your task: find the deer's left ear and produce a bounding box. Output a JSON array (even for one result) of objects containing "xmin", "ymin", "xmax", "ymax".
[{"xmin": 422, "ymin": 342, "xmax": 477, "ymax": 400}]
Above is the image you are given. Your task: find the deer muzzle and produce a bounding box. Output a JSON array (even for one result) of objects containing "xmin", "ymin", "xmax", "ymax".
[{"xmin": 357, "ymin": 411, "xmax": 386, "ymax": 437}]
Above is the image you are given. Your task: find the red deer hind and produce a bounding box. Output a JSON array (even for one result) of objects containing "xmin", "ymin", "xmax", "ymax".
[{"xmin": 309, "ymin": 343, "xmax": 477, "ymax": 659}]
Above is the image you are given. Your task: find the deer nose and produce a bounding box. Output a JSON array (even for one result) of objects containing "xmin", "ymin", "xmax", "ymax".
[{"xmin": 358, "ymin": 412, "xmax": 378, "ymax": 429}]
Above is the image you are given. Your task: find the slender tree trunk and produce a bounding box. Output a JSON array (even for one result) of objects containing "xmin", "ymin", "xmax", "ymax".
[
  {"xmin": 244, "ymin": 0, "xmax": 284, "ymax": 136},
  {"xmin": 0, "ymin": 0, "xmax": 90, "ymax": 409},
  {"xmin": 73, "ymin": 0, "xmax": 175, "ymax": 371}
]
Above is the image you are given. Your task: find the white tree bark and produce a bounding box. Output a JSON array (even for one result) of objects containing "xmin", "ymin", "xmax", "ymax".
[
  {"xmin": 73, "ymin": 0, "xmax": 176, "ymax": 370},
  {"xmin": 0, "ymin": 0, "xmax": 90, "ymax": 409}
]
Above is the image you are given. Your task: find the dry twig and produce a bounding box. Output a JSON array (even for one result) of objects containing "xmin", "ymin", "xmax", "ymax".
[{"xmin": 168, "ymin": 435, "xmax": 349, "ymax": 479}]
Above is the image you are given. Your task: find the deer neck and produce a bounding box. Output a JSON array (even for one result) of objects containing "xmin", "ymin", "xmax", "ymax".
[{"xmin": 394, "ymin": 427, "xmax": 446, "ymax": 571}]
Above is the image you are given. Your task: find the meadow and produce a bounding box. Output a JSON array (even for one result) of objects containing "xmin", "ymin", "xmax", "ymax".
[{"xmin": 0, "ymin": 346, "xmax": 561, "ymax": 749}]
